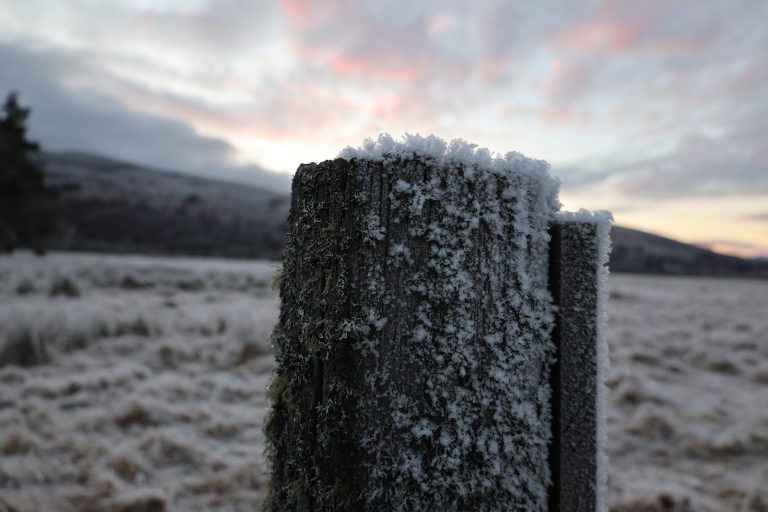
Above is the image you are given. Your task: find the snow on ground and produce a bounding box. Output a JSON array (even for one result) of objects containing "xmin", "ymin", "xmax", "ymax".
[
  {"xmin": 607, "ymin": 274, "xmax": 768, "ymax": 512},
  {"xmin": 0, "ymin": 252, "xmax": 766, "ymax": 511}
]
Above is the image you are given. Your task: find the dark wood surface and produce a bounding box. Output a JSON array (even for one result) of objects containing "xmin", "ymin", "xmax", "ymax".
[{"xmin": 549, "ymin": 222, "xmax": 602, "ymax": 512}]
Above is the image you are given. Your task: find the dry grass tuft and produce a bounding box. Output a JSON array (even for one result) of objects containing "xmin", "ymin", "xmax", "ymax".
[
  {"xmin": 611, "ymin": 492, "xmax": 694, "ymax": 512},
  {"xmin": 0, "ymin": 496, "xmax": 22, "ymax": 512},
  {"xmin": 0, "ymin": 429, "xmax": 41, "ymax": 455},
  {"xmin": 108, "ymin": 453, "xmax": 150, "ymax": 484},
  {"xmin": 189, "ymin": 461, "xmax": 264, "ymax": 494},
  {"xmin": 114, "ymin": 403, "xmax": 162, "ymax": 429},
  {"xmin": 0, "ymin": 328, "xmax": 51, "ymax": 367},
  {"xmin": 14, "ymin": 279, "xmax": 35, "ymax": 295},
  {"xmin": 49, "ymin": 276, "xmax": 81, "ymax": 298},
  {"xmin": 232, "ymin": 338, "xmax": 269, "ymax": 365},
  {"xmin": 111, "ymin": 494, "xmax": 166, "ymax": 512},
  {"xmin": 138, "ymin": 434, "xmax": 197, "ymax": 467}
]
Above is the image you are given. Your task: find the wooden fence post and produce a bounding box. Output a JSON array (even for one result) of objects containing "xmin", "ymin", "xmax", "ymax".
[
  {"xmin": 265, "ymin": 138, "xmax": 608, "ymax": 511},
  {"xmin": 548, "ymin": 217, "xmax": 610, "ymax": 512}
]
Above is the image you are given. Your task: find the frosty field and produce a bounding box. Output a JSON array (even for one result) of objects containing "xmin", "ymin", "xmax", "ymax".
[{"xmin": 0, "ymin": 252, "xmax": 766, "ymax": 511}]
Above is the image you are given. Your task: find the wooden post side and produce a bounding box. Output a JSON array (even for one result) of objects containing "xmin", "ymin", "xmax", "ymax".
[{"xmin": 549, "ymin": 220, "xmax": 604, "ymax": 512}]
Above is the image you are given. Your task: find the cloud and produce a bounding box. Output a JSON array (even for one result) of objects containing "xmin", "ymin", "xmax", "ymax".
[
  {"xmin": 560, "ymin": 121, "xmax": 768, "ymax": 199},
  {"xmin": 552, "ymin": 3, "xmax": 768, "ymax": 203},
  {"xmin": 2, "ymin": 0, "xmax": 767, "ymax": 201},
  {"xmin": 539, "ymin": 0, "xmax": 768, "ymax": 164},
  {"xmin": 743, "ymin": 212, "xmax": 768, "ymax": 221},
  {"xmin": 0, "ymin": 0, "xmax": 288, "ymax": 120},
  {"xmin": 0, "ymin": 43, "xmax": 291, "ymax": 192},
  {"xmin": 281, "ymin": 0, "xmax": 455, "ymax": 83},
  {"xmin": 278, "ymin": 0, "xmax": 580, "ymax": 88},
  {"xmin": 83, "ymin": 68, "xmax": 362, "ymax": 142},
  {"xmin": 618, "ymin": 108, "xmax": 768, "ymax": 198},
  {"xmin": 1, "ymin": 0, "xmax": 281, "ymax": 65},
  {"xmin": 550, "ymin": 1, "xmax": 723, "ymax": 58}
]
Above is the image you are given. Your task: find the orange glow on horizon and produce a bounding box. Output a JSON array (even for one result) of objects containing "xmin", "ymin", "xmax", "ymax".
[{"xmin": 694, "ymin": 242, "xmax": 768, "ymax": 260}]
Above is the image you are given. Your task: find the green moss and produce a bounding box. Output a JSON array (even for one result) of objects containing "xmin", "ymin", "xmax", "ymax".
[
  {"xmin": 269, "ymin": 322, "xmax": 282, "ymax": 351},
  {"xmin": 265, "ymin": 159, "xmax": 360, "ymax": 510},
  {"xmin": 270, "ymin": 265, "xmax": 285, "ymax": 291},
  {"xmin": 266, "ymin": 371, "xmax": 288, "ymax": 403},
  {"xmin": 287, "ymin": 480, "xmax": 304, "ymax": 501}
]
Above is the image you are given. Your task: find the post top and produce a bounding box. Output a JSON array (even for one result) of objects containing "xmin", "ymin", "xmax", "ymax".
[
  {"xmin": 556, "ymin": 209, "xmax": 613, "ymax": 225},
  {"xmin": 338, "ymin": 133, "xmax": 559, "ymax": 196}
]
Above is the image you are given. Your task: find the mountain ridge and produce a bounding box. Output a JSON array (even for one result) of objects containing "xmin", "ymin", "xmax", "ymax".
[
  {"xmin": 610, "ymin": 225, "xmax": 767, "ymax": 277},
  {"xmin": 40, "ymin": 150, "xmax": 289, "ymax": 259},
  {"xmin": 38, "ymin": 150, "xmax": 768, "ymax": 278}
]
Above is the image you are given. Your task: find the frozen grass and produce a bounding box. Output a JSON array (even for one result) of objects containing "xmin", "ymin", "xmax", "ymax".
[
  {"xmin": 0, "ymin": 252, "xmax": 279, "ymax": 511},
  {"xmin": 0, "ymin": 253, "xmax": 766, "ymax": 510},
  {"xmin": 607, "ymin": 274, "xmax": 768, "ymax": 512}
]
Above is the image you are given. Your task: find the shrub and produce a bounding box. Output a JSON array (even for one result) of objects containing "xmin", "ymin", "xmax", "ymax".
[
  {"xmin": 14, "ymin": 278, "xmax": 35, "ymax": 295},
  {"xmin": 0, "ymin": 327, "xmax": 51, "ymax": 367},
  {"xmin": 48, "ymin": 276, "xmax": 81, "ymax": 297}
]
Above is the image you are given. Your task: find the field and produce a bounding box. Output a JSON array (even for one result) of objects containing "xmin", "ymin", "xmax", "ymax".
[{"xmin": 1, "ymin": 252, "xmax": 766, "ymax": 511}]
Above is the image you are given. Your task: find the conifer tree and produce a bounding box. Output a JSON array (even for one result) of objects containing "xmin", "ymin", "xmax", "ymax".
[{"xmin": 0, "ymin": 92, "xmax": 53, "ymax": 253}]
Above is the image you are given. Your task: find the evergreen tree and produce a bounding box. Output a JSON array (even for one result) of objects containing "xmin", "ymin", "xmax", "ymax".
[{"xmin": 0, "ymin": 92, "xmax": 53, "ymax": 253}]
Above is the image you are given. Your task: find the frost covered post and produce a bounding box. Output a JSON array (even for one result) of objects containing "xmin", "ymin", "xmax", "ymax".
[
  {"xmin": 548, "ymin": 215, "xmax": 610, "ymax": 512},
  {"xmin": 266, "ymin": 135, "xmax": 608, "ymax": 511}
]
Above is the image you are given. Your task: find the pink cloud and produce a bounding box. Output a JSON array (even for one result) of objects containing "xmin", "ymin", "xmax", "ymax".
[
  {"xmin": 555, "ymin": 16, "xmax": 650, "ymax": 55},
  {"xmin": 541, "ymin": 1, "xmax": 728, "ymax": 111},
  {"xmin": 538, "ymin": 105, "xmax": 586, "ymax": 126},
  {"xmin": 279, "ymin": 0, "xmax": 307, "ymax": 18},
  {"xmin": 543, "ymin": 61, "xmax": 595, "ymax": 103},
  {"xmin": 278, "ymin": 0, "xmax": 520, "ymax": 87},
  {"xmin": 551, "ymin": 1, "xmax": 716, "ymax": 58},
  {"xmin": 103, "ymin": 73, "xmax": 360, "ymax": 142},
  {"xmin": 366, "ymin": 92, "xmax": 439, "ymax": 128}
]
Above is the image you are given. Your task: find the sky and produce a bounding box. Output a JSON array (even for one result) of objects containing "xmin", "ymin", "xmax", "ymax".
[{"xmin": 0, "ymin": 0, "xmax": 767, "ymax": 258}]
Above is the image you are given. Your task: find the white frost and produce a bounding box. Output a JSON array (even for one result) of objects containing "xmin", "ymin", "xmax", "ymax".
[{"xmin": 339, "ymin": 133, "xmax": 560, "ymax": 207}]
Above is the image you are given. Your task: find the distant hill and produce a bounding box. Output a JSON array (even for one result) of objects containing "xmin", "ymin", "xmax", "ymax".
[
  {"xmin": 39, "ymin": 151, "xmax": 768, "ymax": 278},
  {"xmin": 41, "ymin": 151, "xmax": 289, "ymax": 259},
  {"xmin": 610, "ymin": 226, "xmax": 768, "ymax": 278}
]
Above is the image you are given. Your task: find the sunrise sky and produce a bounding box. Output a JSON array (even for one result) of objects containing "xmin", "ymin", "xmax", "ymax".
[{"xmin": 1, "ymin": 0, "xmax": 766, "ymax": 257}]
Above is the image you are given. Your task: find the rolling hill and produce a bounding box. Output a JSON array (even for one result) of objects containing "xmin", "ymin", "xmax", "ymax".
[
  {"xmin": 610, "ymin": 225, "xmax": 768, "ymax": 278},
  {"xmin": 38, "ymin": 151, "xmax": 768, "ymax": 278},
  {"xmin": 41, "ymin": 151, "xmax": 289, "ymax": 259}
]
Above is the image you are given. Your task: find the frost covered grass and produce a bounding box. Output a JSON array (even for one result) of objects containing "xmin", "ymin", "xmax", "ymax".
[
  {"xmin": 607, "ymin": 274, "xmax": 768, "ymax": 512},
  {"xmin": 0, "ymin": 252, "xmax": 766, "ymax": 511},
  {"xmin": 0, "ymin": 252, "xmax": 279, "ymax": 511}
]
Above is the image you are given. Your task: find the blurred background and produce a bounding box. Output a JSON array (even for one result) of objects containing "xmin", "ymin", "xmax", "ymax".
[{"xmin": 0, "ymin": 1, "xmax": 766, "ymax": 511}]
